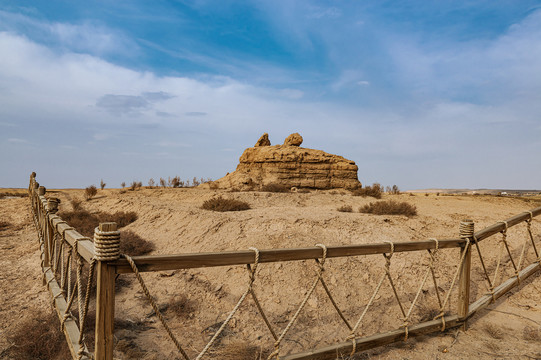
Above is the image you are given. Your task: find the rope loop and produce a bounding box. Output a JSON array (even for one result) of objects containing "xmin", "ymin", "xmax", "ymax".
[
  {"xmin": 315, "ymin": 244, "xmax": 328, "ymax": 269},
  {"xmin": 94, "ymin": 226, "xmax": 120, "ymax": 261},
  {"xmin": 499, "ymin": 221, "xmax": 508, "ymax": 235}
]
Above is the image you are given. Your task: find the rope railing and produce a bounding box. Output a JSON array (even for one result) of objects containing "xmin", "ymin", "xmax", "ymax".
[{"xmin": 27, "ymin": 173, "xmax": 541, "ymax": 360}]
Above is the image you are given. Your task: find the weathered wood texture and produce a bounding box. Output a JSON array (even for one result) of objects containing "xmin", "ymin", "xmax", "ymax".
[
  {"xmin": 283, "ymin": 315, "xmax": 461, "ymax": 360},
  {"xmin": 43, "ymin": 267, "xmax": 91, "ymax": 360},
  {"xmin": 94, "ymin": 223, "xmax": 118, "ymax": 360},
  {"xmin": 468, "ymin": 261, "xmax": 541, "ymax": 317}
]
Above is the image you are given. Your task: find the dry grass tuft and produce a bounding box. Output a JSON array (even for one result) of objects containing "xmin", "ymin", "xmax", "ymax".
[
  {"xmin": 209, "ymin": 342, "xmax": 270, "ymax": 360},
  {"xmin": 0, "ymin": 191, "xmax": 27, "ymax": 198},
  {"xmin": 523, "ymin": 326, "xmax": 541, "ymax": 341},
  {"xmin": 120, "ymin": 230, "xmax": 155, "ymax": 256},
  {"xmin": 483, "ymin": 323, "xmax": 504, "ymax": 339},
  {"xmin": 202, "ymin": 196, "xmax": 251, "ymax": 212},
  {"xmin": 359, "ymin": 200, "xmax": 417, "ymax": 217},
  {"xmin": 70, "ymin": 198, "xmax": 83, "ymax": 211},
  {"xmin": 6, "ymin": 307, "xmax": 70, "ymax": 360},
  {"xmin": 352, "ymin": 183, "xmax": 383, "ymax": 199},
  {"xmin": 337, "ymin": 205, "xmax": 353, "ymax": 212},
  {"xmin": 261, "ymin": 183, "xmax": 290, "ymax": 193},
  {"xmin": 116, "ymin": 339, "xmax": 146, "ymax": 359},
  {"xmin": 167, "ymin": 294, "xmax": 197, "ymax": 318}
]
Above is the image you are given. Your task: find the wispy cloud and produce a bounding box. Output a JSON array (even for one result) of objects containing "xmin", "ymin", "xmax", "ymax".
[{"xmin": 7, "ymin": 138, "xmax": 28, "ymax": 143}]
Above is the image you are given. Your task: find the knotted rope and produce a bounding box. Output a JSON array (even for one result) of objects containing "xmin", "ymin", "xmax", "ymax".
[
  {"xmin": 434, "ymin": 237, "xmax": 471, "ymax": 331},
  {"xmin": 401, "ymin": 238, "xmax": 441, "ymax": 341},
  {"xmin": 268, "ymin": 244, "xmax": 328, "ymax": 360},
  {"xmin": 347, "ymin": 242, "xmax": 396, "ymax": 356},
  {"xmin": 122, "ymin": 253, "xmax": 191, "ymax": 360}
]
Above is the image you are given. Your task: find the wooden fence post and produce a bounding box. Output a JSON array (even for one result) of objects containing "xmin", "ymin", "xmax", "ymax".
[
  {"xmin": 46, "ymin": 198, "xmax": 60, "ymax": 268},
  {"xmin": 458, "ymin": 219, "xmax": 474, "ymax": 329},
  {"xmin": 94, "ymin": 222, "xmax": 120, "ymax": 360}
]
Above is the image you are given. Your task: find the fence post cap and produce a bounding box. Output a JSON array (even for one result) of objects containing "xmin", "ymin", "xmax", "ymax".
[{"xmin": 99, "ymin": 222, "xmax": 118, "ymax": 232}]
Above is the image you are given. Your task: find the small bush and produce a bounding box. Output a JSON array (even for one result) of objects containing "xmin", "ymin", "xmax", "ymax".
[
  {"xmin": 120, "ymin": 230, "xmax": 154, "ymax": 256},
  {"xmin": 129, "ymin": 181, "xmax": 137, "ymax": 191},
  {"xmin": 121, "ymin": 182, "xmax": 126, "ymax": 188},
  {"xmin": 202, "ymin": 196, "xmax": 251, "ymax": 212},
  {"xmin": 0, "ymin": 220, "xmax": 11, "ymax": 231},
  {"xmin": 148, "ymin": 178, "xmax": 155, "ymax": 188},
  {"xmin": 261, "ymin": 183, "xmax": 290, "ymax": 193},
  {"xmin": 390, "ymin": 185, "xmax": 400, "ymax": 195},
  {"xmin": 6, "ymin": 307, "xmax": 70, "ymax": 359},
  {"xmin": 84, "ymin": 185, "xmax": 98, "ymax": 201},
  {"xmin": 359, "ymin": 200, "xmax": 417, "ymax": 217},
  {"xmin": 167, "ymin": 295, "xmax": 197, "ymax": 318},
  {"xmin": 99, "ymin": 211, "xmax": 138, "ymax": 228},
  {"xmin": 58, "ymin": 210, "xmax": 138, "ymax": 237},
  {"xmin": 0, "ymin": 191, "xmax": 27, "ymax": 198},
  {"xmin": 159, "ymin": 177, "xmax": 167, "ymax": 188},
  {"xmin": 337, "ymin": 205, "xmax": 353, "ymax": 212},
  {"xmin": 483, "ymin": 323, "xmax": 504, "ymax": 339},
  {"xmin": 352, "ymin": 183, "xmax": 383, "ymax": 199},
  {"xmin": 523, "ymin": 326, "xmax": 541, "ymax": 341},
  {"xmin": 100, "ymin": 179, "xmax": 106, "ymax": 190},
  {"xmin": 70, "ymin": 198, "xmax": 82, "ymax": 211}
]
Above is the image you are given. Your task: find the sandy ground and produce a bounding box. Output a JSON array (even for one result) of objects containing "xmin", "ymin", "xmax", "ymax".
[{"xmin": 1, "ymin": 188, "xmax": 540, "ymax": 359}]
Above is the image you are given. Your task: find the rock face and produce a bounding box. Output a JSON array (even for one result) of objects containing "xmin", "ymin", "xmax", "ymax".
[
  {"xmin": 255, "ymin": 133, "xmax": 271, "ymax": 147},
  {"xmin": 212, "ymin": 133, "xmax": 361, "ymax": 190},
  {"xmin": 283, "ymin": 133, "xmax": 303, "ymax": 146}
]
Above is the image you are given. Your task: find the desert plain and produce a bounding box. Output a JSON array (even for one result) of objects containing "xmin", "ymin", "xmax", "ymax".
[{"xmin": 1, "ymin": 186, "xmax": 540, "ymax": 359}]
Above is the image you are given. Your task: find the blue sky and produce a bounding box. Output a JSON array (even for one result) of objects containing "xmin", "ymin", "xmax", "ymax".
[{"xmin": 1, "ymin": 1, "xmax": 541, "ymax": 189}]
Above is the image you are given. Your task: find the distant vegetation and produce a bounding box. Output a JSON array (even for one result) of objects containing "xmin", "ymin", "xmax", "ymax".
[
  {"xmin": 359, "ymin": 200, "xmax": 417, "ymax": 217},
  {"xmin": 352, "ymin": 183, "xmax": 383, "ymax": 199},
  {"xmin": 202, "ymin": 196, "xmax": 251, "ymax": 212},
  {"xmin": 84, "ymin": 185, "xmax": 97, "ymax": 201},
  {"xmin": 337, "ymin": 205, "xmax": 353, "ymax": 212}
]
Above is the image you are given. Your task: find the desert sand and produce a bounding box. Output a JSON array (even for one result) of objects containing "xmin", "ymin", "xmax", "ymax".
[{"xmin": 1, "ymin": 188, "xmax": 540, "ymax": 359}]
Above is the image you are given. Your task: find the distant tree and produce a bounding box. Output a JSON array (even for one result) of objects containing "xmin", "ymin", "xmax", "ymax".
[
  {"xmin": 391, "ymin": 185, "xmax": 400, "ymax": 195},
  {"xmin": 121, "ymin": 182, "xmax": 126, "ymax": 189},
  {"xmin": 159, "ymin": 178, "xmax": 166, "ymax": 188},
  {"xmin": 148, "ymin": 178, "xmax": 155, "ymax": 188},
  {"xmin": 100, "ymin": 179, "xmax": 106, "ymax": 190},
  {"xmin": 85, "ymin": 185, "xmax": 97, "ymax": 201}
]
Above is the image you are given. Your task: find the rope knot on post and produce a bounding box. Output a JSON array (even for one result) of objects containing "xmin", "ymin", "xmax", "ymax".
[{"xmin": 94, "ymin": 223, "xmax": 120, "ymax": 261}]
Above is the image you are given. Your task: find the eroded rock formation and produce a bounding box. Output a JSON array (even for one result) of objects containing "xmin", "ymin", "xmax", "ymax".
[{"xmin": 211, "ymin": 133, "xmax": 361, "ymax": 190}]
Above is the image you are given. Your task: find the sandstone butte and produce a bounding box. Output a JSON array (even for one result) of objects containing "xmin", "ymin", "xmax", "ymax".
[{"xmin": 210, "ymin": 133, "xmax": 361, "ymax": 190}]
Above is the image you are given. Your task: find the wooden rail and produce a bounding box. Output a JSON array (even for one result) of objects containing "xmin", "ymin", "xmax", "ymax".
[{"xmin": 28, "ymin": 173, "xmax": 541, "ymax": 360}]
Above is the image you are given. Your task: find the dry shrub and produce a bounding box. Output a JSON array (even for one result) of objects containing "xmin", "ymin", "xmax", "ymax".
[
  {"xmin": 100, "ymin": 179, "xmax": 106, "ymax": 190},
  {"xmin": 6, "ymin": 307, "xmax": 70, "ymax": 360},
  {"xmin": 58, "ymin": 209, "xmax": 100, "ymax": 236},
  {"xmin": 261, "ymin": 183, "xmax": 290, "ymax": 193},
  {"xmin": 523, "ymin": 326, "xmax": 541, "ymax": 341},
  {"xmin": 209, "ymin": 342, "xmax": 270, "ymax": 360},
  {"xmin": 120, "ymin": 230, "xmax": 155, "ymax": 256},
  {"xmin": 483, "ymin": 323, "xmax": 504, "ymax": 339},
  {"xmin": 70, "ymin": 198, "xmax": 82, "ymax": 211},
  {"xmin": 352, "ymin": 183, "xmax": 383, "ymax": 199},
  {"xmin": 202, "ymin": 196, "xmax": 251, "ymax": 212},
  {"xmin": 167, "ymin": 294, "xmax": 197, "ymax": 318},
  {"xmin": 359, "ymin": 200, "xmax": 417, "ymax": 217},
  {"xmin": 116, "ymin": 339, "xmax": 146, "ymax": 359},
  {"xmin": 57, "ymin": 210, "xmax": 138, "ymax": 237},
  {"xmin": 0, "ymin": 220, "xmax": 11, "ymax": 231},
  {"xmin": 99, "ymin": 211, "xmax": 138, "ymax": 228},
  {"xmin": 84, "ymin": 185, "xmax": 97, "ymax": 201},
  {"xmin": 337, "ymin": 205, "xmax": 353, "ymax": 212}
]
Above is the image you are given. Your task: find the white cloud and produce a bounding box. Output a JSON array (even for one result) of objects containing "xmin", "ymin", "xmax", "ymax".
[{"xmin": 7, "ymin": 138, "xmax": 28, "ymax": 143}]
